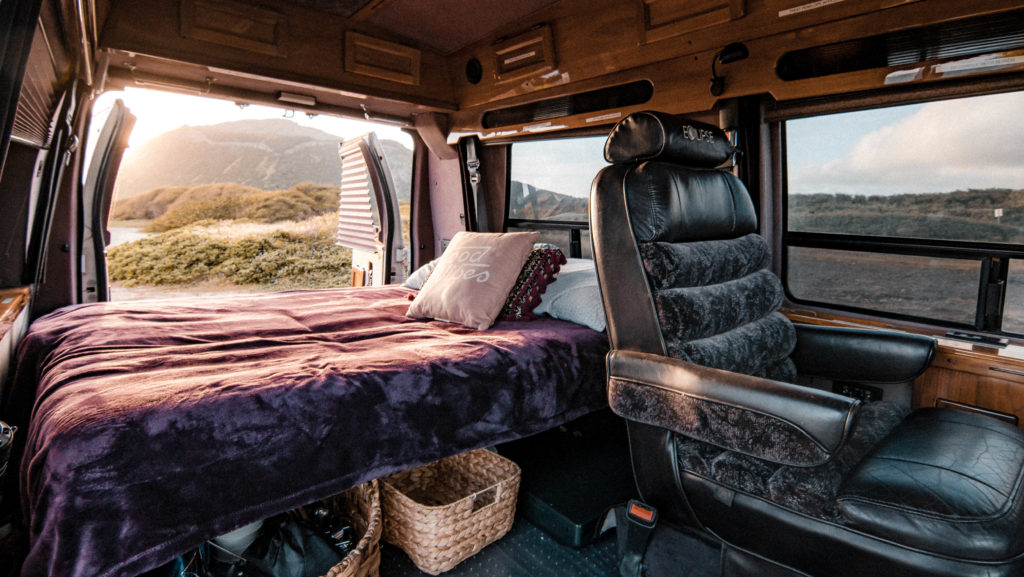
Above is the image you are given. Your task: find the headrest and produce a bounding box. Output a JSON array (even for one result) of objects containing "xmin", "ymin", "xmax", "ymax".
[{"xmin": 604, "ymin": 111, "xmax": 732, "ymax": 168}]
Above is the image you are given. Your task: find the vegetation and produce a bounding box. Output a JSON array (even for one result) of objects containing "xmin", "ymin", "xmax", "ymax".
[
  {"xmin": 107, "ymin": 215, "xmax": 351, "ymax": 289},
  {"xmin": 789, "ymin": 188, "xmax": 1024, "ymax": 243},
  {"xmin": 113, "ymin": 182, "xmax": 339, "ymax": 231},
  {"xmin": 108, "ymin": 179, "xmax": 352, "ymax": 290}
]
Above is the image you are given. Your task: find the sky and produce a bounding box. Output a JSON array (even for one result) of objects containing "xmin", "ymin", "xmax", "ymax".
[
  {"xmin": 89, "ymin": 87, "xmax": 412, "ymax": 153},
  {"xmin": 510, "ymin": 136, "xmax": 608, "ymax": 199},
  {"xmin": 787, "ymin": 90, "xmax": 1024, "ymax": 195}
]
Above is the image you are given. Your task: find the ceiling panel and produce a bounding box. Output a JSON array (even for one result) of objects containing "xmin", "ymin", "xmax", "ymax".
[{"xmin": 364, "ymin": 0, "xmax": 559, "ymax": 54}]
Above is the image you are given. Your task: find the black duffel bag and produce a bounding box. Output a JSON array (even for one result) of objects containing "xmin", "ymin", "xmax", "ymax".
[{"xmin": 211, "ymin": 514, "xmax": 346, "ymax": 577}]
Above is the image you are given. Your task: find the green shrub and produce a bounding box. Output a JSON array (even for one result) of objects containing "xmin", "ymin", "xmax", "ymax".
[
  {"xmin": 119, "ymin": 182, "xmax": 340, "ymax": 232},
  {"xmin": 108, "ymin": 226, "xmax": 351, "ymax": 288},
  {"xmin": 107, "ymin": 230, "xmax": 230, "ymax": 285},
  {"xmin": 146, "ymin": 196, "xmax": 249, "ymax": 232}
]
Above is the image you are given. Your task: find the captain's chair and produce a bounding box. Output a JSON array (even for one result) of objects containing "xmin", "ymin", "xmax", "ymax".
[{"xmin": 590, "ymin": 111, "xmax": 1024, "ymax": 577}]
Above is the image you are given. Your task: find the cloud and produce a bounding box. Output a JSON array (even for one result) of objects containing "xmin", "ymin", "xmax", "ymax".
[{"xmin": 791, "ymin": 91, "xmax": 1024, "ymax": 195}]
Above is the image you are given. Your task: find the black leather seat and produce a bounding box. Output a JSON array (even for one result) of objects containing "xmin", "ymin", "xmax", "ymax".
[{"xmin": 589, "ymin": 110, "xmax": 1024, "ymax": 577}]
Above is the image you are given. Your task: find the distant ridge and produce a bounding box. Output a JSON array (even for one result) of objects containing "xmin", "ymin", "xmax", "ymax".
[{"xmin": 115, "ymin": 118, "xmax": 412, "ymax": 201}]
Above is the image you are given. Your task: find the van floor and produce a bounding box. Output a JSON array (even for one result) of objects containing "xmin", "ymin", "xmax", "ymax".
[
  {"xmin": 380, "ymin": 516, "xmax": 617, "ymax": 576},
  {"xmin": 379, "ymin": 514, "xmax": 722, "ymax": 577}
]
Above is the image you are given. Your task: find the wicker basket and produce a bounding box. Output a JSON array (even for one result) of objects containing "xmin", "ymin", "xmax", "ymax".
[
  {"xmin": 381, "ymin": 449, "xmax": 521, "ymax": 575},
  {"xmin": 311, "ymin": 479, "xmax": 383, "ymax": 577}
]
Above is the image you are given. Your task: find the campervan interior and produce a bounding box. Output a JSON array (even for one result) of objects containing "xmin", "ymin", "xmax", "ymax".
[{"xmin": 1, "ymin": 1, "xmax": 1024, "ymax": 576}]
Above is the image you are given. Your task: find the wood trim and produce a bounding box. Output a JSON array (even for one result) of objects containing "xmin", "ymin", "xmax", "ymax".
[
  {"xmin": 492, "ymin": 25, "xmax": 556, "ymax": 83},
  {"xmin": 345, "ymin": 31, "xmax": 421, "ymax": 86},
  {"xmin": 349, "ymin": 0, "xmax": 392, "ymax": 22},
  {"xmin": 641, "ymin": 0, "xmax": 746, "ymax": 44},
  {"xmin": 0, "ymin": 287, "xmax": 30, "ymax": 340},
  {"xmin": 180, "ymin": 0, "xmax": 287, "ymax": 57}
]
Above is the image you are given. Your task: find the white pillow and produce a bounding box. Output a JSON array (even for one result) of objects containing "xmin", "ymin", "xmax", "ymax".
[
  {"xmin": 534, "ymin": 258, "xmax": 607, "ymax": 332},
  {"xmin": 402, "ymin": 259, "xmax": 438, "ymax": 289}
]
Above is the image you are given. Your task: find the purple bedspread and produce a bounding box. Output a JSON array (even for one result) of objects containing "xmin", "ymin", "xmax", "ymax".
[{"xmin": 9, "ymin": 287, "xmax": 608, "ymax": 577}]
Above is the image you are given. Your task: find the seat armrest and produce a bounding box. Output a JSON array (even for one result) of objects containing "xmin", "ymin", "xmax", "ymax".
[
  {"xmin": 607, "ymin": 349, "xmax": 860, "ymax": 467},
  {"xmin": 791, "ymin": 324, "xmax": 936, "ymax": 383}
]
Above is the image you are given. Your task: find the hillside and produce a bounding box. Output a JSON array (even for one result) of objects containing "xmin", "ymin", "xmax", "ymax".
[
  {"xmin": 115, "ymin": 118, "xmax": 412, "ymax": 200},
  {"xmin": 789, "ymin": 188, "xmax": 1024, "ymax": 243},
  {"xmin": 508, "ymin": 180, "xmax": 589, "ymax": 220},
  {"xmin": 113, "ymin": 182, "xmax": 340, "ymax": 231}
]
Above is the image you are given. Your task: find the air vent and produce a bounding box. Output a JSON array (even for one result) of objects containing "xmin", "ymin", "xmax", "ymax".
[
  {"xmin": 777, "ymin": 8, "xmax": 1024, "ymax": 81},
  {"xmin": 481, "ymin": 80, "xmax": 653, "ymax": 129}
]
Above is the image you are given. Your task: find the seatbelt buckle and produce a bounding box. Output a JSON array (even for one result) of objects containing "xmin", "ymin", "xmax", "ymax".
[{"xmin": 626, "ymin": 499, "xmax": 658, "ymax": 529}]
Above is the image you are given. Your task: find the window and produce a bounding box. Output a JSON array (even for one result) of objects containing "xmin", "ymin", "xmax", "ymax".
[
  {"xmin": 784, "ymin": 90, "xmax": 1024, "ymax": 336},
  {"xmin": 507, "ymin": 136, "xmax": 607, "ymax": 257}
]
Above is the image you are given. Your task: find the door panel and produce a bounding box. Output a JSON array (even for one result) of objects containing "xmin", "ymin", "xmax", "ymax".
[
  {"xmin": 80, "ymin": 99, "xmax": 135, "ymax": 302},
  {"xmin": 336, "ymin": 132, "xmax": 405, "ymax": 286}
]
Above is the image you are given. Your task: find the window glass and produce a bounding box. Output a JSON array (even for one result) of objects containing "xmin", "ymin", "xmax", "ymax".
[
  {"xmin": 786, "ymin": 247, "xmax": 980, "ymax": 325},
  {"xmin": 1005, "ymin": 260, "xmax": 1024, "ymax": 334},
  {"xmin": 787, "ymin": 92, "xmax": 1024, "ymax": 244},
  {"xmin": 785, "ymin": 90, "xmax": 1024, "ymax": 334},
  {"xmin": 509, "ymin": 137, "xmax": 607, "ymax": 222}
]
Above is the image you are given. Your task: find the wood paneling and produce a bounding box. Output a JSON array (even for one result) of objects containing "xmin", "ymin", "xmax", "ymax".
[
  {"xmin": 100, "ymin": 0, "xmax": 454, "ymax": 114},
  {"xmin": 787, "ymin": 309, "xmax": 1024, "ymax": 430},
  {"xmin": 345, "ymin": 31, "xmax": 421, "ymax": 85},
  {"xmin": 492, "ymin": 25, "xmax": 555, "ymax": 83},
  {"xmin": 642, "ymin": 0, "xmax": 745, "ymax": 44},
  {"xmin": 449, "ymin": 0, "xmax": 1017, "ymax": 132},
  {"xmin": 181, "ymin": 0, "xmax": 287, "ymax": 57},
  {"xmin": 916, "ymin": 344, "xmax": 1024, "ymax": 429}
]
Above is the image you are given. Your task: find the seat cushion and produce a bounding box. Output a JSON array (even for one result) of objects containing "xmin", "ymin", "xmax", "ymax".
[{"xmin": 838, "ymin": 408, "xmax": 1024, "ymax": 562}]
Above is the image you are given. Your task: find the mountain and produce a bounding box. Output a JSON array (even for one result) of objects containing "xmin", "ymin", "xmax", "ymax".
[{"xmin": 114, "ymin": 118, "xmax": 412, "ymax": 201}]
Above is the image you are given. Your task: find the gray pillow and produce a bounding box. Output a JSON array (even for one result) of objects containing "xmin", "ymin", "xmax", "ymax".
[{"xmin": 534, "ymin": 258, "xmax": 607, "ymax": 332}]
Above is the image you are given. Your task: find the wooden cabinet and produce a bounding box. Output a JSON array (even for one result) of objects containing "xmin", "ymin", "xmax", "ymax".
[{"xmin": 915, "ymin": 342, "xmax": 1024, "ymax": 428}]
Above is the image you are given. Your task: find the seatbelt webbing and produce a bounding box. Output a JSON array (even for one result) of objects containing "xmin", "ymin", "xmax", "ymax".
[{"xmin": 616, "ymin": 500, "xmax": 658, "ymax": 577}]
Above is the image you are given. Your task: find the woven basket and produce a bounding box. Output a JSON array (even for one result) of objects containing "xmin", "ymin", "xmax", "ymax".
[
  {"xmin": 311, "ymin": 479, "xmax": 382, "ymax": 577},
  {"xmin": 381, "ymin": 449, "xmax": 520, "ymax": 575}
]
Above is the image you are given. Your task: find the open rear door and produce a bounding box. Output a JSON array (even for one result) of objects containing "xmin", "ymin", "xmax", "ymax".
[
  {"xmin": 336, "ymin": 132, "xmax": 406, "ymax": 286},
  {"xmin": 80, "ymin": 98, "xmax": 135, "ymax": 302}
]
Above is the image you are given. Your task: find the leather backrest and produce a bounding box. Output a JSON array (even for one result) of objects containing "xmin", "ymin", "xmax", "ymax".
[{"xmin": 591, "ymin": 110, "xmax": 793, "ymax": 379}]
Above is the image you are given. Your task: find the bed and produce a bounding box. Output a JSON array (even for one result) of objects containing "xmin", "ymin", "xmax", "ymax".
[{"xmin": 5, "ymin": 285, "xmax": 609, "ymax": 577}]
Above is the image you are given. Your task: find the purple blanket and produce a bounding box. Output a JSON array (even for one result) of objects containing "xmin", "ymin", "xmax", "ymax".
[{"xmin": 10, "ymin": 287, "xmax": 608, "ymax": 577}]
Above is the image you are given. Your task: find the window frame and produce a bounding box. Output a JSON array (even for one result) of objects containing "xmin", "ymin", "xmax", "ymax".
[
  {"xmin": 776, "ymin": 84, "xmax": 1024, "ymax": 337},
  {"xmin": 503, "ymin": 131, "xmax": 608, "ymax": 259}
]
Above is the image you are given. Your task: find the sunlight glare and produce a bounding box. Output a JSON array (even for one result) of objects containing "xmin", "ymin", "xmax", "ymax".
[{"xmin": 92, "ymin": 87, "xmax": 410, "ymax": 149}]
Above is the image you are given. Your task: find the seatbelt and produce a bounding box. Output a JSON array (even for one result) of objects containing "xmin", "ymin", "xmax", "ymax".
[
  {"xmin": 616, "ymin": 500, "xmax": 658, "ymax": 577},
  {"xmin": 458, "ymin": 136, "xmax": 488, "ymax": 232}
]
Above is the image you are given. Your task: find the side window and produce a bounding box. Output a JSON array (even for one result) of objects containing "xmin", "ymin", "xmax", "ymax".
[
  {"xmin": 783, "ymin": 90, "xmax": 1024, "ymax": 337},
  {"xmin": 507, "ymin": 136, "xmax": 607, "ymax": 257}
]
